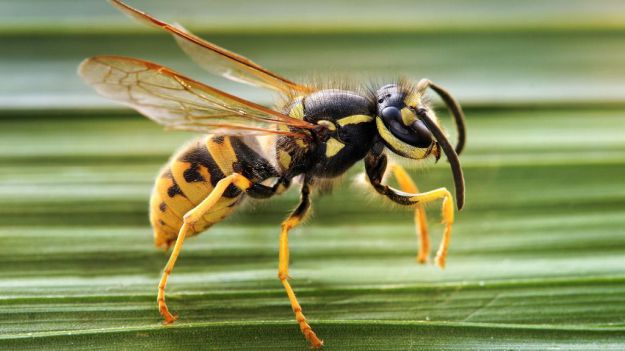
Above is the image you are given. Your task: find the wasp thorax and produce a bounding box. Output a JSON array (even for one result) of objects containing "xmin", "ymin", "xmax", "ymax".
[{"xmin": 375, "ymin": 84, "xmax": 437, "ymax": 159}]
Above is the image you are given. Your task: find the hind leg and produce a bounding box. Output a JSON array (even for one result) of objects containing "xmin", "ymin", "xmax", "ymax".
[
  {"xmin": 277, "ymin": 181, "xmax": 323, "ymax": 348},
  {"xmin": 157, "ymin": 173, "xmax": 278, "ymax": 323}
]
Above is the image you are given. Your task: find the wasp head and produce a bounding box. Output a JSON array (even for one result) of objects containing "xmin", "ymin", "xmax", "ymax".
[
  {"xmin": 374, "ymin": 83, "xmax": 440, "ymax": 161},
  {"xmin": 374, "ymin": 82, "xmax": 466, "ymax": 209}
]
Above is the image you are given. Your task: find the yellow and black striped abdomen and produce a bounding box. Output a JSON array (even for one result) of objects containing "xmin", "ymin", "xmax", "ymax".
[{"xmin": 149, "ymin": 135, "xmax": 279, "ymax": 249}]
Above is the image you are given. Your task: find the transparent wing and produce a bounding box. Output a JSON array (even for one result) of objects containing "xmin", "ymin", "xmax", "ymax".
[
  {"xmin": 110, "ymin": 0, "xmax": 315, "ymax": 95},
  {"xmin": 78, "ymin": 55, "xmax": 315, "ymax": 137}
]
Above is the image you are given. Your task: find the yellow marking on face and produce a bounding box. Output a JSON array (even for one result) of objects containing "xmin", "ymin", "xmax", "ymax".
[
  {"xmin": 278, "ymin": 149, "xmax": 292, "ymax": 169},
  {"xmin": 337, "ymin": 114, "xmax": 374, "ymax": 126},
  {"xmin": 325, "ymin": 137, "xmax": 345, "ymax": 157},
  {"xmin": 400, "ymin": 107, "xmax": 416, "ymax": 126},
  {"xmin": 375, "ymin": 117, "xmax": 428, "ymax": 159},
  {"xmin": 317, "ymin": 119, "xmax": 336, "ymax": 131}
]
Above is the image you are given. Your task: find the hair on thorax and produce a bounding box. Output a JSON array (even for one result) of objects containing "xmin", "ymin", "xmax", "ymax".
[{"xmin": 276, "ymin": 76, "xmax": 430, "ymax": 114}]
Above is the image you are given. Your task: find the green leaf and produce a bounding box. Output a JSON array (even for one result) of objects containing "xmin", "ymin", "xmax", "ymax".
[{"xmin": 2, "ymin": 108, "xmax": 625, "ymax": 350}]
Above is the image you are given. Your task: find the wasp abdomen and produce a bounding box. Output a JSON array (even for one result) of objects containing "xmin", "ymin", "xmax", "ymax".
[{"xmin": 149, "ymin": 135, "xmax": 277, "ymax": 249}]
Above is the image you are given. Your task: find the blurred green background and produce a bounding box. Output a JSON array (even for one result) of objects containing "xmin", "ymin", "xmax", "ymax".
[{"xmin": 1, "ymin": 1, "xmax": 625, "ymax": 350}]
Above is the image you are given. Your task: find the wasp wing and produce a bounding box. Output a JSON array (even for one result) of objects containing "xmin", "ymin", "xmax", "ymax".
[
  {"xmin": 78, "ymin": 55, "xmax": 315, "ymax": 137},
  {"xmin": 110, "ymin": 0, "xmax": 314, "ymax": 95}
]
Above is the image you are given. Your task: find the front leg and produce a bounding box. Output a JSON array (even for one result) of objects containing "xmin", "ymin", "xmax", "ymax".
[
  {"xmin": 365, "ymin": 152, "xmax": 454, "ymax": 268},
  {"xmin": 389, "ymin": 163, "xmax": 431, "ymax": 264}
]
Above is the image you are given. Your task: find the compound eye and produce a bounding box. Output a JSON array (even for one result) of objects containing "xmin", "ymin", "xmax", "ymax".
[
  {"xmin": 379, "ymin": 105, "xmax": 434, "ymax": 149},
  {"xmin": 410, "ymin": 120, "xmax": 434, "ymax": 148},
  {"xmin": 381, "ymin": 106, "xmax": 402, "ymax": 123}
]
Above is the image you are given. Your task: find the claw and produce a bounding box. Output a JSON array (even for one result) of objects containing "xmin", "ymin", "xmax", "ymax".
[
  {"xmin": 417, "ymin": 253, "xmax": 429, "ymax": 264},
  {"xmin": 159, "ymin": 305, "xmax": 178, "ymax": 324},
  {"xmin": 435, "ymin": 255, "xmax": 447, "ymax": 269},
  {"xmin": 162, "ymin": 314, "xmax": 178, "ymax": 325}
]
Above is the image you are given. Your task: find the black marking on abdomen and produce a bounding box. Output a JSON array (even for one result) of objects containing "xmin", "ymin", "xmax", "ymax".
[
  {"xmin": 230, "ymin": 137, "xmax": 279, "ymax": 182},
  {"xmin": 183, "ymin": 163, "xmax": 204, "ymax": 183},
  {"xmin": 162, "ymin": 169, "xmax": 185, "ymax": 198},
  {"xmin": 223, "ymin": 184, "xmax": 242, "ymax": 198},
  {"xmin": 167, "ymin": 180, "xmax": 183, "ymax": 198},
  {"xmin": 179, "ymin": 141, "xmax": 226, "ymax": 187},
  {"xmin": 159, "ymin": 202, "xmax": 167, "ymax": 212}
]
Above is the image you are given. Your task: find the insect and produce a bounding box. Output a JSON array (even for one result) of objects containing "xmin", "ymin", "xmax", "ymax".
[{"xmin": 79, "ymin": 0, "xmax": 466, "ymax": 348}]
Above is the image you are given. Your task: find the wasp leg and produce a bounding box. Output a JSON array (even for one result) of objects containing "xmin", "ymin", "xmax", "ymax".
[
  {"xmin": 157, "ymin": 173, "xmax": 254, "ymax": 324},
  {"xmin": 366, "ymin": 153, "xmax": 454, "ymax": 268},
  {"xmin": 389, "ymin": 164, "xmax": 431, "ymax": 264},
  {"xmin": 278, "ymin": 181, "xmax": 323, "ymax": 349}
]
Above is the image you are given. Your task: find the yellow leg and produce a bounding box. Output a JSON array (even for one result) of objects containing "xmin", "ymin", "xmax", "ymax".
[
  {"xmin": 390, "ymin": 164, "xmax": 430, "ymax": 263},
  {"xmin": 278, "ymin": 185, "xmax": 323, "ymax": 349},
  {"xmin": 366, "ymin": 152, "xmax": 456, "ymax": 269},
  {"xmin": 157, "ymin": 173, "xmax": 252, "ymax": 324},
  {"xmin": 406, "ymin": 188, "xmax": 454, "ymax": 268}
]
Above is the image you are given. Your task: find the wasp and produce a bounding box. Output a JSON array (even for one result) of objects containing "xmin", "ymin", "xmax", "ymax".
[{"xmin": 79, "ymin": 1, "xmax": 467, "ymax": 348}]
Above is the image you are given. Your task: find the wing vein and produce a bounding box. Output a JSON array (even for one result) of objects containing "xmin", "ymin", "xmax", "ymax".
[{"xmin": 79, "ymin": 55, "xmax": 316, "ymax": 138}]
